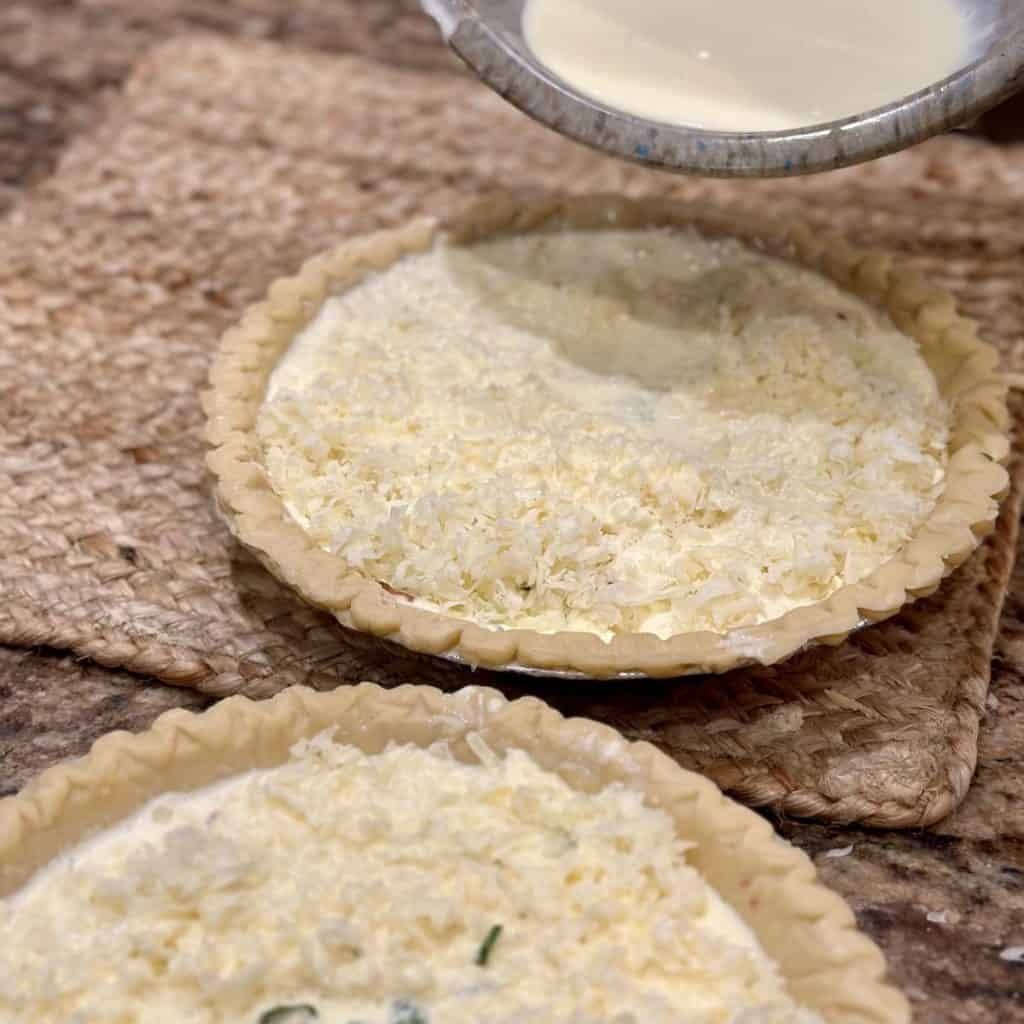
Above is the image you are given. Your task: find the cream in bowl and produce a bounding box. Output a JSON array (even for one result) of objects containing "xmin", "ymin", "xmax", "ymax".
[{"xmin": 523, "ymin": 0, "xmax": 971, "ymax": 133}]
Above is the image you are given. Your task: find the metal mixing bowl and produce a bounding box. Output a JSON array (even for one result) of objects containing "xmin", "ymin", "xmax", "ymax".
[{"xmin": 422, "ymin": 0, "xmax": 1024, "ymax": 177}]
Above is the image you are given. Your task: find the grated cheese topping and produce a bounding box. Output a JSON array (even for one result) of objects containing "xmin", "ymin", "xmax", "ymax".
[
  {"xmin": 1, "ymin": 736, "xmax": 822, "ymax": 1024},
  {"xmin": 258, "ymin": 229, "xmax": 948, "ymax": 638}
]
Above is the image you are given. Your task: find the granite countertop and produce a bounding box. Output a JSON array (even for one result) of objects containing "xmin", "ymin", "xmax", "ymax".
[{"xmin": 1, "ymin": 4, "xmax": 1022, "ymax": 1022}]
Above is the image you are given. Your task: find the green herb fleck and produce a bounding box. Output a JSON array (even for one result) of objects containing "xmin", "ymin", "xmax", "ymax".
[
  {"xmin": 391, "ymin": 1000, "xmax": 428, "ymax": 1024},
  {"xmin": 258, "ymin": 1006, "xmax": 319, "ymax": 1024},
  {"xmin": 475, "ymin": 923, "xmax": 504, "ymax": 966}
]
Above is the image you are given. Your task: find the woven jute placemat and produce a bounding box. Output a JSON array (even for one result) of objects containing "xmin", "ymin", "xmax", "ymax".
[{"xmin": 2, "ymin": 37, "xmax": 1022, "ymax": 827}]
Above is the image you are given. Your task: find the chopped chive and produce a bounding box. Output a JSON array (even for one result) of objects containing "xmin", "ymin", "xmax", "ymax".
[
  {"xmin": 257, "ymin": 1006, "xmax": 319, "ymax": 1024},
  {"xmin": 475, "ymin": 923, "xmax": 504, "ymax": 966}
]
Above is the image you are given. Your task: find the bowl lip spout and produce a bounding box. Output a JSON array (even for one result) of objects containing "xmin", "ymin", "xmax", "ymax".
[{"xmin": 429, "ymin": 0, "xmax": 1024, "ymax": 178}]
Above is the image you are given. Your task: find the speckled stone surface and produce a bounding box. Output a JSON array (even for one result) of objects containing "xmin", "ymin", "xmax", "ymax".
[
  {"xmin": 1, "ymin": 4, "xmax": 1024, "ymax": 1022},
  {"xmin": 0, "ymin": 648, "xmax": 210, "ymax": 798},
  {"xmin": 0, "ymin": 0, "xmax": 459, "ymax": 214}
]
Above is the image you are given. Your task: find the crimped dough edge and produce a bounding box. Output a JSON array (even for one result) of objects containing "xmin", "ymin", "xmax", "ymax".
[
  {"xmin": 0, "ymin": 682, "xmax": 910, "ymax": 1023},
  {"xmin": 203, "ymin": 194, "xmax": 1011, "ymax": 678}
]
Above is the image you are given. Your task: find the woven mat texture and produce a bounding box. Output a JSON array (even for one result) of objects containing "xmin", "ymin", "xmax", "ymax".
[{"xmin": 2, "ymin": 37, "xmax": 1023, "ymax": 828}]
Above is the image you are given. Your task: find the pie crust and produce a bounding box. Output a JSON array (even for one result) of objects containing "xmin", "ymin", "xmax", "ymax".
[
  {"xmin": 203, "ymin": 195, "xmax": 1010, "ymax": 678},
  {"xmin": 0, "ymin": 682, "xmax": 911, "ymax": 1023}
]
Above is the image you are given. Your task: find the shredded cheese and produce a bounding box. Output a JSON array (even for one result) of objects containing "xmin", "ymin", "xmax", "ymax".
[
  {"xmin": 1, "ymin": 736, "xmax": 822, "ymax": 1023},
  {"xmin": 258, "ymin": 229, "xmax": 948, "ymax": 638}
]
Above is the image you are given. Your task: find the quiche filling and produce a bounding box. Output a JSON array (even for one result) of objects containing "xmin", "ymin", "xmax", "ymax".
[
  {"xmin": 1, "ymin": 736, "xmax": 820, "ymax": 1024},
  {"xmin": 258, "ymin": 228, "xmax": 948, "ymax": 639}
]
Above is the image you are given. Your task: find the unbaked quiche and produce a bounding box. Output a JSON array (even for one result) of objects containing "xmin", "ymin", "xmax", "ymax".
[
  {"xmin": 204, "ymin": 196, "xmax": 1009, "ymax": 677},
  {"xmin": 0, "ymin": 683, "xmax": 911, "ymax": 1023}
]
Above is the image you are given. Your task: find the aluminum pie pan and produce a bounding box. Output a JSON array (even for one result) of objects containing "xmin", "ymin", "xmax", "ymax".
[{"xmin": 341, "ymin": 609, "xmax": 873, "ymax": 683}]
